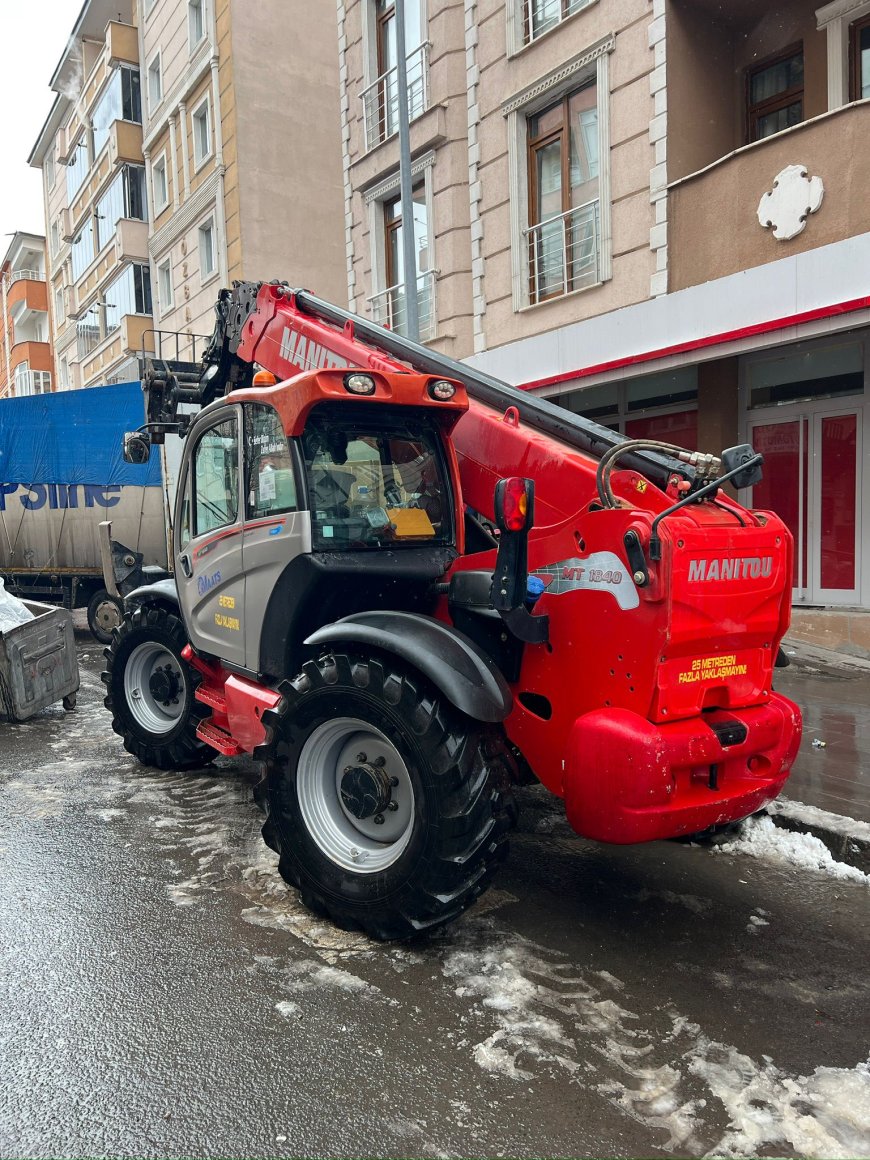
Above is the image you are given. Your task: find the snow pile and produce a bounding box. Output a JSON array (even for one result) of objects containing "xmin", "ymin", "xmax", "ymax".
[
  {"xmin": 688, "ymin": 1041, "xmax": 870, "ymax": 1159},
  {"xmin": 712, "ymin": 816, "xmax": 870, "ymax": 885},
  {"xmin": 0, "ymin": 577, "xmax": 34, "ymax": 632}
]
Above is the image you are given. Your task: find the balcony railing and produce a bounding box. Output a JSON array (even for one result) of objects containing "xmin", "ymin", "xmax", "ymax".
[
  {"xmin": 367, "ymin": 270, "xmax": 436, "ymax": 340},
  {"xmin": 525, "ymin": 199, "xmax": 600, "ymax": 305},
  {"xmin": 361, "ymin": 43, "xmax": 430, "ymax": 152},
  {"xmin": 7, "ymin": 269, "xmax": 44, "ymax": 286}
]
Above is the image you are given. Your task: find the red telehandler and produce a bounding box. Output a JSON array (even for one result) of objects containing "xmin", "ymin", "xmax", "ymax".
[{"xmin": 102, "ymin": 281, "xmax": 802, "ymax": 938}]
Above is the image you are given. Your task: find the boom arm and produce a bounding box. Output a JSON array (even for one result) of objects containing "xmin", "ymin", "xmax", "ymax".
[{"xmin": 135, "ymin": 280, "xmax": 695, "ymax": 489}]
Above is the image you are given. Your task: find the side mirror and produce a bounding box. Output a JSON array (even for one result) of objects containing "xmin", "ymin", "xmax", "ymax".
[
  {"xmin": 720, "ymin": 444, "xmax": 763, "ymax": 490},
  {"xmin": 123, "ymin": 430, "xmax": 152, "ymax": 465}
]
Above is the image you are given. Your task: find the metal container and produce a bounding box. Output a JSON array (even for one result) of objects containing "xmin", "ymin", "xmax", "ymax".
[{"xmin": 0, "ymin": 601, "xmax": 80, "ymax": 721}]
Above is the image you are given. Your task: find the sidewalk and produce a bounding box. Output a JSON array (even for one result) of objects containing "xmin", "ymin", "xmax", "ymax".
[{"xmin": 767, "ymin": 640, "xmax": 870, "ymax": 870}]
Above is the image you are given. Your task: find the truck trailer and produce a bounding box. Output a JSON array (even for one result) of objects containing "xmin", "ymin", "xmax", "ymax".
[{"xmin": 0, "ymin": 383, "xmax": 172, "ymax": 642}]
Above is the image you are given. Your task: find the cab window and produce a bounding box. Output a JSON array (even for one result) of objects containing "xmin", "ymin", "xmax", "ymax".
[
  {"xmin": 245, "ymin": 404, "xmax": 298, "ymax": 519},
  {"xmin": 301, "ymin": 410, "xmax": 451, "ymax": 549},
  {"xmin": 193, "ymin": 416, "xmax": 239, "ymax": 537}
]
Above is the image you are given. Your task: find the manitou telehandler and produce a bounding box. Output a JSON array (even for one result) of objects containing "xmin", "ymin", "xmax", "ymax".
[{"xmin": 102, "ymin": 281, "xmax": 802, "ymax": 939}]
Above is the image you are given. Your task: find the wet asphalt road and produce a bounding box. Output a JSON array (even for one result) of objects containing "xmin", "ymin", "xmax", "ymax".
[{"xmin": 1, "ymin": 636, "xmax": 869, "ymax": 1159}]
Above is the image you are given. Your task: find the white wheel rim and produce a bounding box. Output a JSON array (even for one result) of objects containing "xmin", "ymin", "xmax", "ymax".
[
  {"xmin": 124, "ymin": 642, "xmax": 188, "ymax": 735},
  {"xmin": 94, "ymin": 598, "xmax": 121, "ymax": 635},
  {"xmin": 296, "ymin": 718, "xmax": 416, "ymax": 874}
]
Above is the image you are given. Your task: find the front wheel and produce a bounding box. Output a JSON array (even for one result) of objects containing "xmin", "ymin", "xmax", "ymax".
[
  {"xmin": 257, "ymin": 652, "xmax": 512, "ymax": 940},
  {"xmin": 101, "ymin": 606, "xmax": 212, "ymax": 770}
]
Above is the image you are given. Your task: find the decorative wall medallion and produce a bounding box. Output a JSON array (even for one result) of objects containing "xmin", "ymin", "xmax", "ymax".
[{"xmin": 757, "ymin": 165, "xmax": 824, "ymax": 241}]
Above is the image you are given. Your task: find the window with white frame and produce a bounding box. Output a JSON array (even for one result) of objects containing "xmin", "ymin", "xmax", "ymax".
[
  {"xmin": 50, "ymin": 221, "xmax": 59, "ymax": 257},
  {"xmin": 189, "ymin": 0, "xmax": 205, "ymax": 50},
  {"xmin": 366, "ymin": 162, "xmax": 435, "ymax": 340},
  {"xmin": 519, "ymin": 0, "xmax": 596, "ymax": 46},
  {"xmin": 59, "ymin": 356, "xmax": 70, "ymax": 390},
  {"xmin": 198, "ymin": 218, "xmax": 216, "ymax": 279},
  {"xmin": 192, "ymin": 97, "xmax": 212, "ymax": 167},
  {"xmin": 152, "ymin": 153, "xmax": 169, "ymax": 212},
  {"xmin": 505, "ymin": 41, "xmax": 612, "ymax": 311},
  {"xmin": 526, "ymin": 80, "xmax": 600, "ymax": 303},
  {"xmin": 147, "ymin": 52, "xmax": 162, "ymax": 109},
  {"xmin": 55, "ymin": 285, "xmax": 64, "ymax": 324},
  {"xmin": 158, "ymin": 258, "xmax": 173, "ymax": 312},
  {"xmin": 363, "ymin": 0, "xmax": 428, "ymax": 151},
  {"xmin": 45, "ymin": 151, "xmax": 55, "ymax": 189}
]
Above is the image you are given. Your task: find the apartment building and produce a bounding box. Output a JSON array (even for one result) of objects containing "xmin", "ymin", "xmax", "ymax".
[
  {"xmin": 140, "ymin": 0, "xmax": 346, "ymax": 346},
  {"xmin": 0, "ymin": 233, "xmax": 54, "ymax": 399},
  {"xmin": 29, "ymin": 0, "xmax": 346, "ymax": 389},
  {"xmin": 339, "ymin": 0, "xmax": 870, "ymax": 640}
]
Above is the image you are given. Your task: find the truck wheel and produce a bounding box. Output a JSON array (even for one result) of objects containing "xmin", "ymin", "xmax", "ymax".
[
  {"xmin": 87, "ymin": 588, "xmax": 124, "ymax": 645},
  {"xmin": 102, "ymin": 606, "xmax": 211, "ymax": 770},
  {"xmin": 257, "ymin": 652, "xmax": 512, "ymax": 940}
]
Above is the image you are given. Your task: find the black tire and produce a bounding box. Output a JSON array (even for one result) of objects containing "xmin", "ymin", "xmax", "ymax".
[
  {"xmin": 101, "ymin": 606, "xmax": 212, "ymax": 770},
  {"xmin": 256, "ymin": 652, "xmax": 513, "ymax": 940},
  {"xmin": 87, "ymin": 588, "xmax": 124, "ymax": 645}
]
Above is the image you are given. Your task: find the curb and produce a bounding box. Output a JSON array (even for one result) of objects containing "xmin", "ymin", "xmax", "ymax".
[{"xmin": 765, "ymin": 797, "xmax": 870, "ymax": 875}]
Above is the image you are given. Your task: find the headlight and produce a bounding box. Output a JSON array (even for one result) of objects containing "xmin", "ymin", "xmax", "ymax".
[
  {"xmin": 428, "ymin": 379, "xmax": 457, "ymax": 400},
  {"xmin": 344, "ymin": 373, "xmax": 377, "ymax": 395}
]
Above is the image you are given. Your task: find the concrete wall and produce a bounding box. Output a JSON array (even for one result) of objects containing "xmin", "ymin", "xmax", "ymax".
[
  {"xmin": 669, "ymin": 102, "xmax": 870, "ymax": 290},
  {"xmin": 230, "ymin": 0, "xmax": 346, "ymax": 303}
]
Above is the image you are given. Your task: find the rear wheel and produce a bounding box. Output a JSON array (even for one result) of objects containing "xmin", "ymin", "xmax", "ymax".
[
  {"xmin": 87, "ymin": 588, "xmax": 123, "ymax": 645},
  {"xmin": 257, "ymin": 652, "xmax": 512, "ymax": 940},
  {"xmin": 102, "ymin": 606, "xmax": 212, "ymax": 770}
]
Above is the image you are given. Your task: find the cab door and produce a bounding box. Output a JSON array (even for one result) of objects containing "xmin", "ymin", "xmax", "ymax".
[
  {"xmin": 241, "ymin": 402, "xmax": 311, "ymax": 673},
  {"xmin": 175, "ymin": 407, "xmax": 247, "ymax": 666}
]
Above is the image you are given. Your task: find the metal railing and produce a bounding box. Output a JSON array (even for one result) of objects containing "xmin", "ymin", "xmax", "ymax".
[
  {"xmin": 524, "ymin": 199, "xmax": 600, "ymax": 304},
  {"xmin": 524, "ymin": 0, "xmax": 594, "ymax": 42},
  {"xmin": 361, "ymin": 42, "xmax": 430, "ymax": 151},
  {"xmin": 8, "ymin": 269, "xmax": 44, "ymax": 286},
  {"xmin": 367, "ymin": 270, "xmax": 436, "ymax": 341}
]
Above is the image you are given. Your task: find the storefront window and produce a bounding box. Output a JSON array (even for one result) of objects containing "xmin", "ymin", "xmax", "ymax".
[{"xmin": 747, "ymin": 342, "xmax": 863, "ymax": 408}]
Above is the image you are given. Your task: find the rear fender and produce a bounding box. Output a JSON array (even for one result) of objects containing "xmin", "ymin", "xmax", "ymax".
[
  {"xmin": 304, "ymin": 611, "xmax": 512, "ymax": 724},
  {"xmin": 124, "ymin": 578, "xmax": 181, "ymax": 617}
]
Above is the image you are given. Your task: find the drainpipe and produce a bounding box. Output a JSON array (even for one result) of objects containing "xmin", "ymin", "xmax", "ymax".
[{"xmin": 1, "ymin": 275, "xmax": 11, "ymax": 393}]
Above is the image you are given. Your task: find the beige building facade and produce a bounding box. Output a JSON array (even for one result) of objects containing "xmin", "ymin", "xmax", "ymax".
[
  {"xmin": 29, "ymin": 0, "xmax": 347, "ymax": 387},
  {"xmin": 339, "ymin": 0, "xmax": 870, "ymax": 639}
]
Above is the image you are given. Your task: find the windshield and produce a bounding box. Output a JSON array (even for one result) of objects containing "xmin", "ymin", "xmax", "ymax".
[{"xmin": 302, "ymin": 413, "xmax": 452, "ymax": 550}]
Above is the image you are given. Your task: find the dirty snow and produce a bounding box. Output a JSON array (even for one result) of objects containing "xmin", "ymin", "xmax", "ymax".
[
  {"xmin": 712, "ymin": 816, "xmax": 870, "ymax": 885},
  {"xmin": 767, "ymin": 798, "xmax": 870, "ymax": 843},
  {"xmin": 442, "ymin": 919, "xmax": 870, "ymax": 1158}
]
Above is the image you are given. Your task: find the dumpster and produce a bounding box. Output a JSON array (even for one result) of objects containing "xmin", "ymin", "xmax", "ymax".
[{"xmin": 0, "ymin": 600, "xmax": 80, "ymax": 721}]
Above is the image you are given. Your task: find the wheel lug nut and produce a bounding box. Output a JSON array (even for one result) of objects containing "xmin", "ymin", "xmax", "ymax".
[
  {"xmin": 343, "ymin": 765, "xmax": 352, "ymax": 773},
  {"xmin": 373, "ymin": 756, "xmax": 386, "ymax": 767},
  {"xmin": 356, "ymin": 752, "xmax": 367, "ymax": 763},
  {"xmin": 390, "ymin": 776, "xmax": 399, "ymax": 787},
  {"xmin": 374, "ymin": 814, "xmax": 385, "ymax": 825},
  {"xmin": 387, "ymin": 801, "xmax": 398, "ymax": 812}
]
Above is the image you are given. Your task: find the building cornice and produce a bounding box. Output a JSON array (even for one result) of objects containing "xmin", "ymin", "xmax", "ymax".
[
  {"xmin": 816, "ymin": 0, "xmax": 870, "ymax": 25},
  {"xmin": 148, "ymin": 166, "xmax": 223, "ymax": 256},
  {"xmin": 363, "ymin": 150, "xmax": 436, "ymax": 204},
  {"xmin": 502, "ymin": 33, "xmax": 614, "ymax": 114}
]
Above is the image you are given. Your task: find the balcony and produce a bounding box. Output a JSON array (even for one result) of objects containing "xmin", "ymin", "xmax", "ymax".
[
  {"xmin": 10, "ymin": 340, "xmax": 52, "ymax": 375},
  {"xmin": 64, "ymin": 22, "xmax": 139, "ymax": 149},
  {"xmin": 7, "ymin": 277, "xmax": 48, "ymax": 323},
  {"xmin": 524, "ymin": 200, "xmax": 600, "ymax": 305},
  {"xmin": 73, "ymin": 219, "xmax": 149, "ymax": 313},
  {"xmin": 668, "ymin": 102, "xmax": 870, "ymax": 292},
  {"xmin": 367, "ymin": 270, "xmax": 436, "ymax": 341},
  {"xmin": 69, "ymin": 121, "xmax": 144, "ymax": 237},
  {"xmin": 80, "ymin": 315, "xmax": 154, "ymax": 387},
  {"xmin": 361, "ymin": 43, "xmax": 430, "ymax": 152}
]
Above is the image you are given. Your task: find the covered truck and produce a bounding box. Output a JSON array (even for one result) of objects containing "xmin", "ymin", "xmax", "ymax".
[{"xmin": 0, "ymin": 383, "xmax": 173, "ymax": 642}]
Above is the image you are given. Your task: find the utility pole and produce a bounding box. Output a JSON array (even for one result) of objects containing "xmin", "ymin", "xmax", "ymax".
[{"xmin": 394, "ymin": 1, "xmax": 420, "ymax": 342}]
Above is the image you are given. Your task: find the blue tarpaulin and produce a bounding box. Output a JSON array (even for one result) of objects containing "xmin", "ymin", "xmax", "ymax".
[{"xmin": 0, "ymin": 383, "xmax": 160, "ymax": 487}]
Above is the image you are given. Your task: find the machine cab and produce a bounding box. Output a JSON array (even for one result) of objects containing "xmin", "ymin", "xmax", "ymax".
[{"xmin": 173, "ymin": 369, "xmax": 466, "ymax": 678}]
